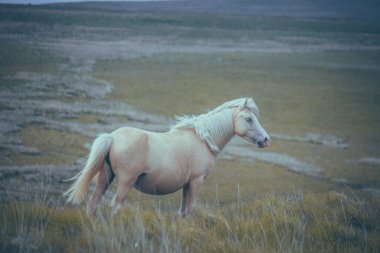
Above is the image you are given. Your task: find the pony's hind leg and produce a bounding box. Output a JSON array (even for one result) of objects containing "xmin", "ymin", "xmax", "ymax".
[
  {"xmin": 87, "ymin": 161, "xmax": 115, "ymax": 215},
  {"xmin": 108, "ymin": 130, "xmax": 148, "ymax": 215},
  {"xmin": 110, "ymin": 174, "xmax": 137, "ymax": 216}
]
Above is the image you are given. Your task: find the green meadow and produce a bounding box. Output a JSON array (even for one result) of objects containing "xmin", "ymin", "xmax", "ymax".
[{"xmin": 0, "ymin": 1, "xmax": 379, "ymax": 252}]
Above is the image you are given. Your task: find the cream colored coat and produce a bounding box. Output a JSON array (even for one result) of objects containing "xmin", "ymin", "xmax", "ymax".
[{"xmin": 64, "ymin": 98, "xmax": 270, "ymax": 216}]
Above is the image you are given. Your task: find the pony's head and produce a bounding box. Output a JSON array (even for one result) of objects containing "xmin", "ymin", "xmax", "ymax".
[{"xmin": 233, "ymin": 98, "xmax": 270, "ymax": 148}]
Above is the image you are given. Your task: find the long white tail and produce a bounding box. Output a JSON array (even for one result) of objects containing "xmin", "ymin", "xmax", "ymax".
[{"xmin": 64, "ymin": 133, "xmax": 113, "ymax": 204}]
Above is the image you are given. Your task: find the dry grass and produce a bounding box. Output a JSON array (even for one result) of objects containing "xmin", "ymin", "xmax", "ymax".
[{"xmin": 1, "ymin": 188, "xmax": 379, "ymax": 253}]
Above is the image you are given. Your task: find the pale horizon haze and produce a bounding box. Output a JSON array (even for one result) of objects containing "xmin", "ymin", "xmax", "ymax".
[{"xmin": 0, "ymin": 0, "xmax": 177, "ymax": 4}]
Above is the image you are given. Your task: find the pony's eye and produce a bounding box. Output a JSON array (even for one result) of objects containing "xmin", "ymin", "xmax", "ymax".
[{"xmin": 245, "ymin": 117, "xmax": 252, "ymax": 123}]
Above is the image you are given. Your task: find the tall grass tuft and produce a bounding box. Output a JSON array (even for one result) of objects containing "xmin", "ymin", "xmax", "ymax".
[{"xmin": 1, "ymin": 186, "xmax": 379, "ymax": 253}]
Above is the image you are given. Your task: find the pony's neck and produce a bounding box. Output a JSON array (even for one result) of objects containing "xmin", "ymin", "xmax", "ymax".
[{"xmin": 196, "ymin": 108, "xmax": 235, "ymax": 155}]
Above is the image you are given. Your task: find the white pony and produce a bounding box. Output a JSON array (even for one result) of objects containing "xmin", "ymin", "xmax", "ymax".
[{"xmin": 64, "ymin": 97, "xmax": 270, "ymax": 216}]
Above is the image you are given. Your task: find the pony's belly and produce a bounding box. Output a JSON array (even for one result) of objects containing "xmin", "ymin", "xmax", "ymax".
[{"xmin": 133, "ymin": 173, "xmax": 186, "ymax": 195}]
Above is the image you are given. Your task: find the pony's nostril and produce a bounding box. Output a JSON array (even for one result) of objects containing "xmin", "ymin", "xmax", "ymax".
[{"xmin": 264, "ymin": 136, "xmax": 268, "ymax": 142}]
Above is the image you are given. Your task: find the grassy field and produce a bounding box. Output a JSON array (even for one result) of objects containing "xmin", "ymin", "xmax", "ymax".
[
  {"xmin": 1, "ymin": 190, "xmax": 379, "ymax": 253},
  {"xmin": 0, "ymin": 1, "xmax": 380, "ymax": 252}
]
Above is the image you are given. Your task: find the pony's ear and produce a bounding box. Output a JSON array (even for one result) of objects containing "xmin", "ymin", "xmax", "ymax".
[{"xmin": 241, "ymin": 98, "xmax": 249, "ymax": 110}]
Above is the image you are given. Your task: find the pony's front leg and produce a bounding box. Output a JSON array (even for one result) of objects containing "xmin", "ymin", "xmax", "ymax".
[{"xmin": 180, "ymin": 176, "xmax": 204, "ymax": 217}]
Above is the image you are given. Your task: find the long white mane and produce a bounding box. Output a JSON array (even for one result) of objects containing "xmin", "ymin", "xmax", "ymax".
[{"xmin": 172, "ymin": 97, "xmax": 259, "ymax": 153}]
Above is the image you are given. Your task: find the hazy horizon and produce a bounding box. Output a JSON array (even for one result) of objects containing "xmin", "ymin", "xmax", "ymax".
[{"xmin": 0, "ymin": 0, "xmax": 178, "ymax": 4}]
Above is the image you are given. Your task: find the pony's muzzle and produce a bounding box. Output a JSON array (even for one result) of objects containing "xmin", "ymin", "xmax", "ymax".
[{"xmin": 257, "ymin": 136, "xmax": 270, "ymax": 148}]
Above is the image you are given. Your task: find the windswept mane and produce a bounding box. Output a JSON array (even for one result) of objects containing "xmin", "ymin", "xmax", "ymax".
[{"xmin": 172, "ymin": 97, "xmax": 259, "ymax": 153}]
